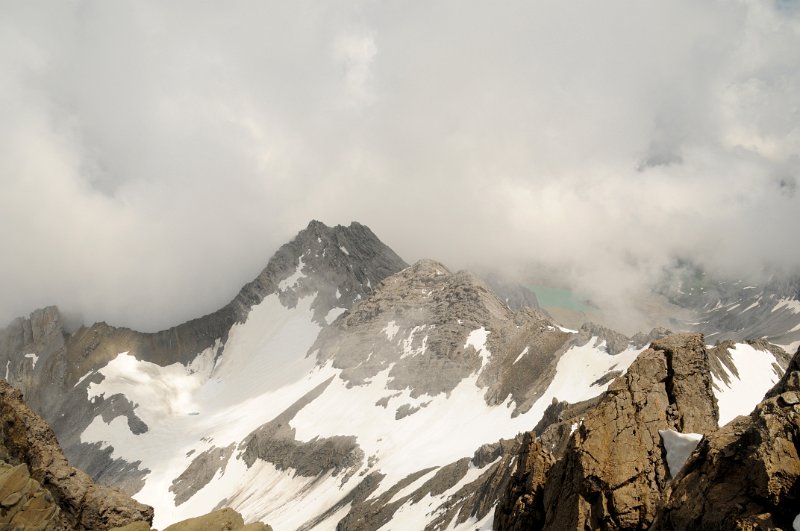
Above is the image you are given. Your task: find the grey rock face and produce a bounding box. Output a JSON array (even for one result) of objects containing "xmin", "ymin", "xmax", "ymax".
[
  {"xmin": 572, "ymin": 322, "xmax": 632, "ymax": 355},
  {"xmin": 311, "ymin": 259, "xmax": 575, "ymax": 415},
  {"xmin": 170, "ymin": 444, "xmax": 235, "ymax": 506},
  {"xmin": 239, "ymin": 378, "xmax": 364, "ymax": 480},
  {"xmin": 483, "ymin": 274, "xmax": 541, "ymax": 311}
]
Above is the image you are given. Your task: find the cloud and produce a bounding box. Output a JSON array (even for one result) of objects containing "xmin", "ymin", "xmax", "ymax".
[
  {"xmin": 334, "ymin": 32, "xmax": 377, "ymax": 106},
  {"xmin": 0, "ymin": 0, "xmax": 798, "ymax": 331}
]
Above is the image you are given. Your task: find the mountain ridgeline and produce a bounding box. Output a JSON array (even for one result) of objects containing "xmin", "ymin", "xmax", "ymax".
[{"xmin": 0, "ymin": 221, "xmax": 798, "ymax": 530}]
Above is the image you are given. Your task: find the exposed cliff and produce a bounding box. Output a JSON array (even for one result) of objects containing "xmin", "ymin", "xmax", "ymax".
[
  {"xmin": 0, "ymin": 379, "xmax": 153, "ymax": 530},
  {"xmin": 495, "ymin": 333, "xmax": 719, "ymax": 530},
  {"xmin": 653, "ymin": 347, "xmax": 800, "ymax": 530}
]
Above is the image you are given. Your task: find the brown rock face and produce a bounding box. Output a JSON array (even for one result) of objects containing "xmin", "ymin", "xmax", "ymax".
[
  {"xmin": 110, "ymin": 507, "xmax": 273, "ymax": 531},
  {"xmin": 652, "ymin": 347, "xmax": 800, "ymax": 530},
  {"xmin": 161, "ymin": 508, "xmax": 272, "ymax": 531},
  {"xmin": 0, "ymin": 461, "xmax": 59, "ymax": 529},
  {"xmin": 0, "ymin": 379, "xmax": 153, "ymax": 530},
  {"xmin": 493, "ymin": 433, "xmax": 553, "ymax": 531},
  {"xmin": 495, "ymin": 333, "xmax": 719, "ymax": 530}
]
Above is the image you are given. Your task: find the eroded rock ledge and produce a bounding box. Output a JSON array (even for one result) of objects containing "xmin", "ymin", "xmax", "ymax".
[
  {"xmin": 652, "ymin": 348, "xmax": 800, "ymax": 530},
  {"xmin": 0, "ymin": 379, "xmax": 153, "ymax": 530},
  {"xmin": 495, "ymin": 333, "xmax": 720, "ymax": 530},
  {"xmin": 496, "ymin": 335, "xmax": 799, "ymax": 531}
]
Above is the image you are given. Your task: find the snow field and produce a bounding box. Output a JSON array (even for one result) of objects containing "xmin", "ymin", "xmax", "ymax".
[
  {"xmin": 80, "ymin": 291, "xmax": 647, "ymax": 531},
  {"xmin": 712, "ymin": 343, "xmax": 782, "ymax": 426}
]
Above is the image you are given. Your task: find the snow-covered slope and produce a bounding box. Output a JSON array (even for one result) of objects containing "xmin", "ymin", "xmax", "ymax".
[
  {"xmin": 709, "ymin": 341, "xmax": 788, "ymax": 426},
  {"xmin": 76, "ymin": 258, "xmax": 652, "ymax": 529},
  {"xmin": 1, "ymin": 223, "xmax": 795, "ymax": 530}
]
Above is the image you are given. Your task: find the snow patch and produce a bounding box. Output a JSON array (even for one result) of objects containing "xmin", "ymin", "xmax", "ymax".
[
  {"xmin": 512, "ymin": 347, "xmax": 529, "ymax": 365},
  {"xmin": 325, "ymin": 307, "xmax": 347, "ymax": 325},
  {"xmin": 278, "ymin": 256, "xmax": 306, "ymax": 291},
  {"xmin": 401, "ymin": 326, "xmax": 428, "ymax": 358},
  {"xmin": 24, "ymin": 353, "xmax": 38, "ymax": 369},
  {"xmin": 75, "ymin": 370, "xmax": 94, "ymax": 387},
  {"xmin": 383, "ymin": 320, "xmax": 400, "ymax": 341},
  {"xmin": 543, "ymin": 338, "xmax": 642, "ymax": 404},
  {"xmin": 465, "ymin": 328, "xmax": 491, "ymax": 369},
  {"xmin": 557, "ymin": 325, "xmax": 578, "ymax": 333},
  {"xmin": 778, "ymin": 340, "xmax": 800, "ymax": 356},
  {"xmin": 742, "ymin": 300, "xmax": 760, "ymax": 312},
  {"xmin": 659, "ymin": 429, "xmax": 702, "ymax": 477},
  {"xmin": 772, "ymin": 299, "xmax": 800, "ymax": 314},
  {"xmin": 380, "ymin": 493, "xmax": 438, "ymax": 530},
  {"xmin": 712, "ymin": 343, "xmax": 782, "ymax": 426},
  {"xmin": 451, "ymin": 507, "xmax": 495, "ymax": 530}
]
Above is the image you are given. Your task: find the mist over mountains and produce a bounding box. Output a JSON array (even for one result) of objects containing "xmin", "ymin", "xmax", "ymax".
[
  {"xmin": 2, "ymin": 1, "xmax": 800, "ymax": 332},
  {"xmin": 1, "ymin": 220, "xmax": 798, "ymax": 529}
]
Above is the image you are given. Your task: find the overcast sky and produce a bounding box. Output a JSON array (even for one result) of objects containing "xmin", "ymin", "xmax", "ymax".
[{"xmin": 1, "ymin": 1, "xmax": 799, "ymax": 331}]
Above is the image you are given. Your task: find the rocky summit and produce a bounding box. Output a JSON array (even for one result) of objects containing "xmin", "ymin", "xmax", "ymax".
[{"xmin": 0, "ymin": 221, "xmax": 798, "ymax": 530}]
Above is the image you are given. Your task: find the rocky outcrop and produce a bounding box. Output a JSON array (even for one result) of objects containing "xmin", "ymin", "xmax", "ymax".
[
  {"xmin": 311, "ymin": 258, "xmax": 574, "ymax": 412},
  {"xmin": 238, "ymin": 377, "xmax": 364, "ymax": 480},
  {"xmin": 162, "ymin": 508, "xmax": 271, "ymax": 531},
  {"xmin": 531, "ymin": 396, "xmax": 603, "ymax": 456},
  {"xmin": 111, "ymin": 508, "xmax": 272, "ymax": 531},
  {"xmin": 492, "ymin": 433, "xmax": 553, "ymax": 531},
  {"xmin": 328, "ymin": 438, "xmax": 520, "ymax": 531},
  {"xmin": 0, "ymin": 461, "xmax": 60, "ymax": 529},
  {"xmin": 495, "ymin": 333, "xmax": 719, "ymax": 530},
  {"xmin": 652, "ymin": 347, "xmax": 800, "ymax": 530},
  {"xmin": 572, "ymin": 323, "xmax": 632, "ymax": 355},
  {"xmin": 0, "ymin": 379, "xmax": 153, "ymax": 530},
  {"xmin": 170, "ymin": 444, "xmax": 235, "ymax": 506}
]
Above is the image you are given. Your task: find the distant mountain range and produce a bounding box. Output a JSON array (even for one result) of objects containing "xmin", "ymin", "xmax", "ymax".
[{"xmin": 0, "ymin": 221, "xmax": 798, "ymax": 530}]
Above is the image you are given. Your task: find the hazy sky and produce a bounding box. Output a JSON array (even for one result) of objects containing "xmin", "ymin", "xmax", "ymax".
[{"xmin": 1, "ymin": 1, "xmax": 799, "ymax": 331}]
